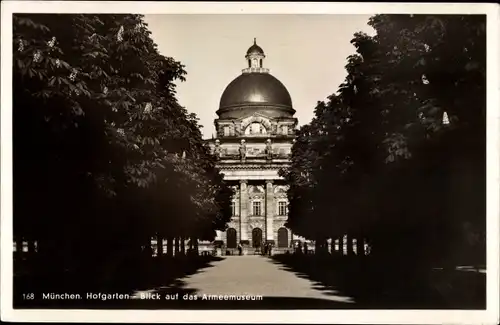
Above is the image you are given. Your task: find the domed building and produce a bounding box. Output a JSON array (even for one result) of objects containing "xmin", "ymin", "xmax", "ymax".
[{"xmin": 208, "ymin": 39, "xmax": 299, "ymax": 254}]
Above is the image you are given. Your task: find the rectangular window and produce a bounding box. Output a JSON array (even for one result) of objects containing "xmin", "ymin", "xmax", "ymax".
[
  {"xmin": 252, "ymin": 201, "xmax": 261, "ymax": 216},
  {"xmin": 278, "ymin": 201, "xmax": 287, "ymax": 216},
  {"xmin": 230, "ymin": 201, "xmax": 236, "ymax": 216},
  {"xmin": 223, "ymin": 126, "xmax": 230, "ymax": 136}
]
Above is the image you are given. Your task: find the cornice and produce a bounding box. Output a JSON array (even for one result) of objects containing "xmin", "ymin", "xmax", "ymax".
[
  {"xmin": 217, "ymin": 103, "xmax": 295, "ymax": 113},
  {"xmin": 218, "ymin": 163, "xmax": 289, "ymax": 170},
  {"xmin": 218, "ymin": 158, "xmax": 290, "ymax": 164},
  {"xmin": 205, "ymin": 136, "xmax": 296, "ymax": 143}
]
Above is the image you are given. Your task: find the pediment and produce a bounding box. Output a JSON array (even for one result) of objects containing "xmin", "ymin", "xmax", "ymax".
[
  {"xmin": 238, "ymin": 113, "xmax": 275, "ymax": 129},
  {"xmin": 235, "ymin": 111, "xmax": 274, "ymax": 122}
]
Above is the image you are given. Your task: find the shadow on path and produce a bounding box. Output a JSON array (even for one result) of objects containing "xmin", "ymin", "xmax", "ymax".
[
  {"xmin": 14, "ymin": 254, "xmax": 485, "ymax": 310},
  {"xmin": 14, "ymin": 255, "xmax": 222, "ymax": 309},
  {"xmin": 269, "ymin": 254, "xmax": 486, "ymax": 309},
  {"xmin": 15, "ymin": 255, "xmax": 357, "ymax": 309}
]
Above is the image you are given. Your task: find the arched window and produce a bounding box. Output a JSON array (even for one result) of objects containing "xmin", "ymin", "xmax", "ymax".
[
  {"xmin": 277, "ymin": 227, "xmax": 289, "ymax": 248},
  {"xmin": 245, "ymin": 122, "xmax": 266, "ymax": 135},
  {"xmin": 226, "ymin": 228, "xmax": 237, "ymax": 248},
  {"xmin": 252, "ymin": 228, "xmax": 263, "ymax": 248}
]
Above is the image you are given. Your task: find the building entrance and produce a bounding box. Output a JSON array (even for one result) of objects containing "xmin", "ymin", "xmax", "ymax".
[{"xmin": 252, "ymin": 228, "xmax": 263, "ymax": 248}]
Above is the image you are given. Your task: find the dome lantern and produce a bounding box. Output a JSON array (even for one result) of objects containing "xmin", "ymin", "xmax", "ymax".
[{"xmin": 243, "ymin": 38, "xmax": 269, "ymax": 74}]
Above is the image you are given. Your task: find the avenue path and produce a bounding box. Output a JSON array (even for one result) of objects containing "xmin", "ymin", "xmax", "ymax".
[{"xmin": 180, "ymin": 255, "xmax": 355, "ymax": 304}]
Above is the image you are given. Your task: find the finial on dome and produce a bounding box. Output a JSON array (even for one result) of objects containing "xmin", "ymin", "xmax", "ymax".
[{"xmin": 254, "ymin": 37, "xmax": 256, "ymax": 45}]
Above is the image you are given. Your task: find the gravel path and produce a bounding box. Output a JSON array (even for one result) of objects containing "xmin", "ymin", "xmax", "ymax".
[{"xmin": 182, "ymin": 255, "xmax": 354, "ymax": 303}]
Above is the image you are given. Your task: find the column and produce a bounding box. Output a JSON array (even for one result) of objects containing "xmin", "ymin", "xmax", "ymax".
[
  {"xmin": 265, "ymin": 180, "xmax": 274, "ymax": 242},
  {"xmin": 239, "ymin": 180, "xmax": 248, "ymax": 242}
]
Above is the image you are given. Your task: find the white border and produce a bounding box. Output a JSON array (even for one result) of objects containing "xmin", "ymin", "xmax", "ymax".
[{"xmin": 1, "ymin": 2, "xmax": 499, "ymax": 324}]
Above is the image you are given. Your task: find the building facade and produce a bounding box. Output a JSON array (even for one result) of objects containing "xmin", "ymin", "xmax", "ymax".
[{"xmin": 207, "ymin": 39, "xmax": 298, "ymax": 253}]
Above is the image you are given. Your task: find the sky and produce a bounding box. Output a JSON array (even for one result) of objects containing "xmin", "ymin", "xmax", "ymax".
[{"xmin": 144, "ymin": 14, "xmax": 375, "ymax": 138}]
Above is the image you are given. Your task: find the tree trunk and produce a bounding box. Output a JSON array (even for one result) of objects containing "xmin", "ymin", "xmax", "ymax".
[
  {"xmin": 180, "ymin": 238, "xmax": 186, "ymax": 255},
  {"xmin": 157, "ymin": 234, "xmax": 163, "ymax": 257},
  {"xmin": 174, "ymin": 237, "xmax": 180, "ymax": 256},
  {"xmin": 349, "ymin": 235, "xmax": 356, "ymax": 255},
  {"xmin": 355, "ymin": 235, "xmax": 364, "ymax": 257},
  {"xmin": 315, "ymin": 238, "xmax": 327, "ymax": 255},
  {"xmin": 194, "ymin": 238, "xmax": 199, "ymax": 255},
  {"xmin": 15, "ymin": 238, "xmax": 23, "ymax": 254},
  {"xmin": 166, "ymin": 237, "xmax": 173, "ymax": 257}
]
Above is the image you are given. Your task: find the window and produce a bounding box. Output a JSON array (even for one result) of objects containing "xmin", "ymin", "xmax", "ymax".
[
  {"xmin": 252, "ymin": 201, "xmax": 261, "ymax": 216},
  {"xmin": 230, "ymin": 201, "xmax": 236, "ymax": 216},
  {"xmin": 245, "ymin": 123, "xmax": 266, "ymax": 135},
  {"xmin": 223, "ymin": 126, "xmax": 230, "ymax": 136},
  {"xmin": 278, "ymin": 201, "xmax": 287, "ymax": 216},
  {"xmin": 282, "ymin": 125, "xmax": 288, "ymax": 135}
]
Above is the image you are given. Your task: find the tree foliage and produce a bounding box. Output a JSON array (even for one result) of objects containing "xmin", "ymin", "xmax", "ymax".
[
  {"xmin": 282, "ymin": 14, "xmax": 486, "ymax": 266},
  {"xmin": 13, "ymin": 14, "xmax": 232, "ymax": 269}
]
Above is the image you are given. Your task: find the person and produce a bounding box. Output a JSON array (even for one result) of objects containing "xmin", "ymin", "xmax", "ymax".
[
  {"xmin": 237, "ymin": 243, "xmax": 242, "ymax": 256},
  {"xmin": 268, "ymin": 243, "xmax": 272, "ymax": 256}
]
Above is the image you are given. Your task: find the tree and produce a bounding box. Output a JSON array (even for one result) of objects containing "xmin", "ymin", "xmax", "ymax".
[
  {"xmin": 283, "ymin": 14, "xmax": 486, "ymax": 266},
  {"xmin": 13, "ymin": 14, "xmax": 232, "ymax": 277}
]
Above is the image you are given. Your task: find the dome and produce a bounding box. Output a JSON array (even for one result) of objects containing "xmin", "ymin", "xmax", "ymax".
[
  {"xmin": 216, "ymin": 39, "xmax": 295, "ymax": 119},
  {"xmin": 217, "ymin": 73, "xmax": 295, "ymax": 119},
  {"xmin": 247, "ymin": 44, "xmax": 264, "ymax": 56},
  {"xmin": 246, "ymin": 38, "xmax": 265, "ymax": 56}
]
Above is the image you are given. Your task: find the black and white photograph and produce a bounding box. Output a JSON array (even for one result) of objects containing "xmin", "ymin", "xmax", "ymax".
[{"xmin": 1, "ymin": 1, "xmax": 499, "ymax": 324}]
